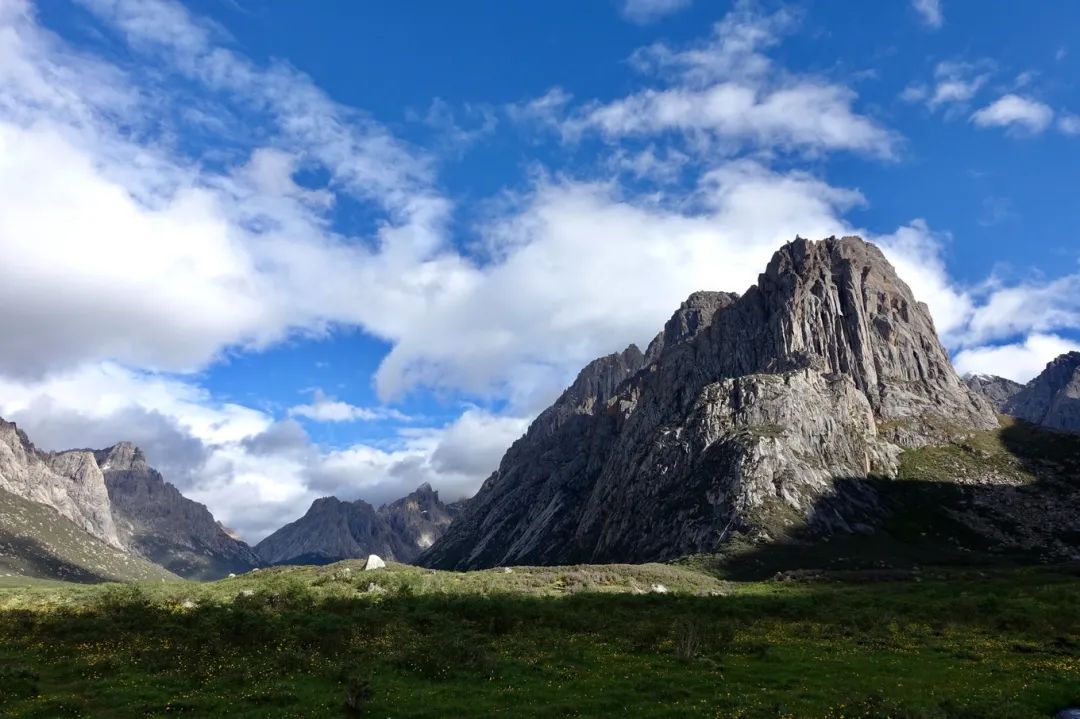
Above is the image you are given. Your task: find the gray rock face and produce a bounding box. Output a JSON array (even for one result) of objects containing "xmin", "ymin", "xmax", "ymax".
[
  {"xmin": 380, "ymin": 482, "xmax": 462, "ymax": 554},
  {"xmin": 421, "ymin": 236, "xmax": 997, "ymax": 570},
  {"xmin": 1006, "ymin": 353, "xmax": 1080, "ymax": 433},
  {"xmin": 964, "ymin": 373, "xmax": 1023, "ymax": 412},
  {"xmin": 95, "ymin": 442, "xmax": 261, "ymax": 579},
  {"xmin": 0, "ymin": 419, "xmax": 120, "ymax": 548},
  {"xmin": 255, "ymin": 483, "xmax": 461, "ymax": 565}
]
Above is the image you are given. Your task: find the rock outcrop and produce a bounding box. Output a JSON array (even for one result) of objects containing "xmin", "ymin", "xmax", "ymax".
[
  {"xmin": 95, "ymin": 442, "xmax": 261, "ymax": 579},
  {"xmin": 0, "ymin": 419, "xmax": 120, "ymax": 548},
  {"xmin": 964, "ymin": 374, "xmax": 1023, "ymax": 412},
  {"xmin": 421, "ymin": 236, "xmax": 997, "ymax": 570},
  {"xmin": 380, "ymin": 482, "xmax": 461, "ymax": 553},
  {"xmin": 1005, "ymin": 352, "xmax": 1080, "ymax": 433},
  {"xmin": 255, "ymin": 483, "xmax": 461, "ymax": 566}
]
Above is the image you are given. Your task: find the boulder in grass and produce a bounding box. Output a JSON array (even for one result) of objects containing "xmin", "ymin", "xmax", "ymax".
[{"xmin": 364, "ymin": 554, "xmax": 386, "ymax": 570}]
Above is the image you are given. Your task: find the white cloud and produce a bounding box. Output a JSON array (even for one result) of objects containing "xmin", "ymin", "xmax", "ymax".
[
  {"xmin": 288, "ymin": 389, "xmax": 408, "ymax": 423},
  {"xmin": 1059, "ymin": 114, "xmax": 1080, "ymax": 135},
  {"xmin": 954, "ymin": 334, "xmax": 1080, "ymax": 383},
  {"xmin": 545, "ymin": 4, "xmax": 895, "ymax": 158},
  {"xmin": 912, "ymin": 0, "xmax": 943, "ymax": 29},
  {"xmin": 902, "ymin": 61, "xmax": 990, "ymax": 115},
  {"xmin": 0, "ymin": 0, "xmax": 465, "ymax": 379},
  {"xmin": 962, "ymin": 274, "xmax": 1080, "ymax": 346},
  {"xmin": 374, "ymin": 160, "xmax": 862, "ymax": 410},
  {"xmin": 620, "ymin": 0, "xmax": 692, "ymax": 24},
  {"xmin": 971, "ymin": 94, "xmax": 1054, "ymax": 134}
]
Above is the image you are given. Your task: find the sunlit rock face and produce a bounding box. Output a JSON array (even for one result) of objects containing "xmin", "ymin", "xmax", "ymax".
[
  {"xmin": 0, "ymin": 419, "xmax": 120, "ymax": 548},
  {"xmin": 421, "ymin": 236, "xmax": 997, "ymax": 570}
]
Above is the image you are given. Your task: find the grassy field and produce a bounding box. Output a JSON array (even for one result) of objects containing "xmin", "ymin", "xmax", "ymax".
[{"xmin": 1, "ymin": 561, "xmax": 1078, "ymax": 718}]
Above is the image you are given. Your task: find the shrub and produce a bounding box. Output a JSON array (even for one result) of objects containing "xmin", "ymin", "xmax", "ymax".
[{"xmin": 343, "ymin": 675, "xmax": 374, "ymax": 714}]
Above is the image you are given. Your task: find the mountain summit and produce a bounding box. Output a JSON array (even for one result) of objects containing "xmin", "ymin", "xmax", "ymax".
[
  {"xmin": 421, "ymin": 236, "xmax": 997, "ymax": 570},
  {"xmin": 94, "ymin": 442, "xmax": 261, "ymax": 579}
]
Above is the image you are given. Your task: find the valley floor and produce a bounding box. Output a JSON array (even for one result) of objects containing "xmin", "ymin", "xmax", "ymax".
[{"xmin": 0, "ymin": 562, "xmax": 1078, "ymax": 718}]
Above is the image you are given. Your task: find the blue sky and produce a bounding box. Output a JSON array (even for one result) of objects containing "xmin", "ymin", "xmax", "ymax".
[{"xmin": 0, "ymin": 0, "xmax": 1078, "ymax": 539}]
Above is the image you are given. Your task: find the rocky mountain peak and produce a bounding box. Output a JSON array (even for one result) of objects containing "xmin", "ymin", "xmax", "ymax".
[
  {"xmin": 963, "ymin": 373, "xmax": 1023, "ymax": 412},
  {"xmin": 255, "ymin": 483, "xmax": 464, "ymax": 566},
  {"xmin": 96, "ymin": 443, "xmax": 260, "ymax": 578},
  {"xmin": 420, "ymin": 235, "xmax": 997, "ymax": 570},
  {"xmin": 94, "ymin": 441, "xmax": 146, "ymax": 472},
  {"xmin": 1005, "ymin": 352, "xmax": 1080, "ymax": 433}
]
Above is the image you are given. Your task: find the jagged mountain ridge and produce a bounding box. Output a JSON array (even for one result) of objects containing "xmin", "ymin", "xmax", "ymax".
[
  {"xmin": 1004, "ymin": 352, "xmax": 1080, "ymax": 433},
  {"xmin": 255, "ymin": 483, "xmax": 462, "ymax": 565},
  {"xmin": 963, "ymin": 373, "xmax": 1024, "ymax": 412},
  {"xmin": 421, "ymin": 236, "xmax": 998, "ymax": 570},
  {"xmin": 95, "ymin": 442, "xmax": 261, "ymax": 579}
]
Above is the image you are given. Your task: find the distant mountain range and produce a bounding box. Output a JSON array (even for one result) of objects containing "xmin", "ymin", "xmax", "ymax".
[
  {"xmin": 254, "ymin": 484, "xmax": 462, "ymax": 566},
  {"xmin": 0, "ymin": 417, "xmax": 460, "ymax": 580},
  {"xmin": 2, "ymin": 235, "xmax": 1079, "ymax": 582}
]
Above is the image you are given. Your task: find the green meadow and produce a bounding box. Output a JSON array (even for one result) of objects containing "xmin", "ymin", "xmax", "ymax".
[{"xmin": 1, "ymin": 561, "xmax": 1078, "ymax": 718}]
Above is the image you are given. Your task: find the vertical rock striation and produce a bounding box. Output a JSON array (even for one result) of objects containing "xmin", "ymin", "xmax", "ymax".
[{"xmin": 0, "ymin": 419, "xmax": 120, "ymax": 548}]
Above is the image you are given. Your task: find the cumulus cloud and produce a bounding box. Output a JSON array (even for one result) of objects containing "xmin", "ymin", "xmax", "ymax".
[
  {"xmin": 288, "ymin": 389, "xmax": 409, "ymax": 423},
  {"xmin": 374, "ymin": 160, "xmax": 862, "ymax": 410},
  {"xmin": 912, "ymin": 0, "xmax": 944, "ymax": 29},
  {"xmin": 902, "ymin": 61, "xmax": 990, "ymax": 114},
  {"xmin": 531, "ymin": 3, "xmax": 895, "ymax": 158},
  {"xmin": 0, "ymin": 0, "xmax": 461, "ymax": 379},
  {"xmin": 1059, "ymin": 114, "xmax": 1080, "ymax": 135},
  {"xmin": 971, "ymin": 94, "xmax": 1055, "ymax": 134},
  {"xmin": 954, "ymin": 334, "xmax": 1080, "ymax": 383},
  {"xmin": 620, "ymin": 0, "xmax": 692, "ymax": 24}
]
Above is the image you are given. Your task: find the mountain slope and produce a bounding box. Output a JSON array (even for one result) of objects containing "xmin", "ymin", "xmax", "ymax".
[
  {"xmin": 95, "ymin": 442, "xmax": 261, "ymax": 579},
  {"xmin": 421, "ymin": 236, "xmax": 997, "ymax": 570},
  {"xmin": 255, "ymin": 484, "xmax": 461, "ymax": 565},
  {"xmin": 0, "ymin": 487, "xmax": 176, "ymax": 583},
  {"xmin": 1005, "ymin": 352, "xmax": 1080, "ymax": 433}
]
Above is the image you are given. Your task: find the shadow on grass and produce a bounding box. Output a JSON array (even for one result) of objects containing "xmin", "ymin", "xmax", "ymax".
[{"xmin": 2, "ymin": 572, "xmax": 1080, "ymax": 718}]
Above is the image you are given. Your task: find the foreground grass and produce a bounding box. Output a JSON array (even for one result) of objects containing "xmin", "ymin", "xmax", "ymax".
[{"xmin": 1, "ymin": 562, "xmax": 1078, "ymax": 718}]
